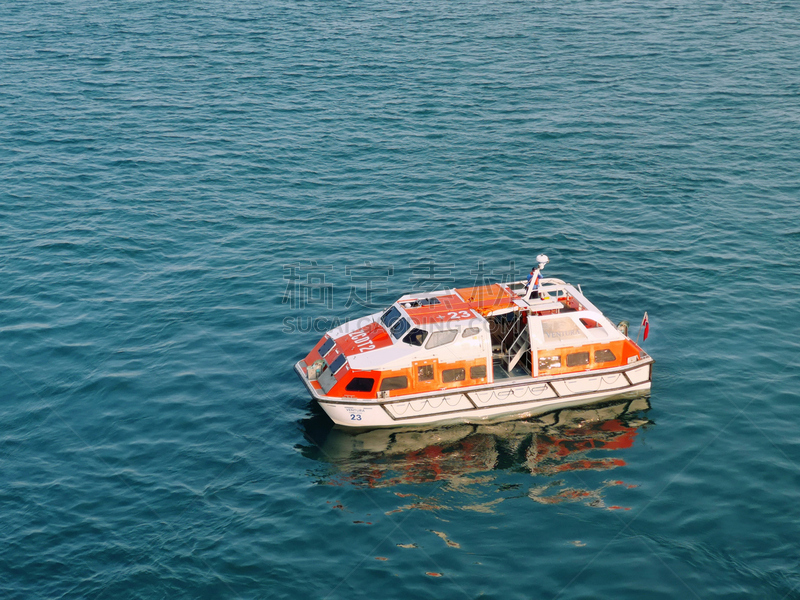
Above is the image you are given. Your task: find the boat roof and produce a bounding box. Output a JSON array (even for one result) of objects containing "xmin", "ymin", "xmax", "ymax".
[
  {"xmin": 396, "ymin": 279, "xmax": 625, "ymax": 345},
  {"xmin": 319, "ymin": 276, "xmax": 626, "ymax": 373},
  {"xmin": 398, "ymin": 283, "xmax": 518, "ymax": 325}
]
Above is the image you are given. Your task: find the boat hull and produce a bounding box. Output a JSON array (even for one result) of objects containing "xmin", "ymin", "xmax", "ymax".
[{"xmin": 295, "ymin": 359, "xmax": 653, "ymax": 428}]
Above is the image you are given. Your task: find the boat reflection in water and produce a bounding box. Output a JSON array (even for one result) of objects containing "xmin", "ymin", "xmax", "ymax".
[{"xmin": 300, "ymin": 397, "xmax": 653, "ymax": 511}]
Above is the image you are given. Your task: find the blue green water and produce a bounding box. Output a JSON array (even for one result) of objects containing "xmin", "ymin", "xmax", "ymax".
[{"xmin": 2, "ymin": 0, "xmax": 799, "ymax": 597}]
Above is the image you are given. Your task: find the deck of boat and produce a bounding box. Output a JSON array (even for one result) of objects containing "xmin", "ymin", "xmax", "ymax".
[{"xmin": 492, "ymin": 357, "xmax": 530, "ymax": 380}]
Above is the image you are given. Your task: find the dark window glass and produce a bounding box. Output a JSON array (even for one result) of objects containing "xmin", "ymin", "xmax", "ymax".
[
  {"xmin": 345, "ymin": 377, "xmax": 374, "ymax": 392},
  {"xmin": 319, "ymin": 337, "xmax": 335, "ymax": 356},
  {"xmin": 594, "ymin": 349, "xmax": 616, "ymax": 363},
  {"xmin": 462, "ymin": 327, "xmax": 481, "ymax": 338},
  {"xmin": 418, "ymin": 297, "xmax": 440, "ymax": 306},
  {"xmin": 403, "ymin": 328, "xmax": 428, "ymax": 346},
  {"xmin": 442, "ymin": 368, "xmax": 466, "ymax": 383},
  {"xmin": 417, "ymin": 364, "xmax": 434, "ymax": 381},
  {"xmin": 470, "ymin": 365, "xmax": 487, "ymax": 379},
  {"xmin": 390, "ymin": 317, "xmax": 411, "ymax": 339},
  {"xmin": 328, "ymin": 354, "xmax": 347, "ymax": 373},
  {"xmin": 566, "ymin": 352, "xmax": 590, "ymax": 367},
  {"xmin": 381, "ymin": 306, "xmax": 402, "ymax": 328},
  {"xmin": 379, "ymin": 376, "xmax": 408, "ymax": 391},
  {"xmin": 580, "ymin": 318, "xmax": 602, "ymax": 329}
]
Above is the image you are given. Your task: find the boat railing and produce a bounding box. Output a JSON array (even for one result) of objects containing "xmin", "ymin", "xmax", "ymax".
[
  {"xmin": 499, "ymin": 323, "xmax": 516, "ymax": 348},
  {"xmin": 507, "ymin": 278, "xmax": 569, "ymax": 296},
  {"xmin": 506, "ymin": 280, "xmax": 527, "ymax": 296},
  {"xmin": 499, "ymin": 310, "xmax": 526, "ymax": 351}
]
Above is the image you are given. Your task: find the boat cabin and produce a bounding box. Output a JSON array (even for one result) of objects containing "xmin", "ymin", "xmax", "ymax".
[{"xmin": 301, "ymin": 277, "xmax": 644, "ymax": 401}]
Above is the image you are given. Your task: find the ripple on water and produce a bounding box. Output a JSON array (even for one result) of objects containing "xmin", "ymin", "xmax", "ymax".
[{"xmin": 2, "ymin": 0, "xmax": 800, "ymax": 598}]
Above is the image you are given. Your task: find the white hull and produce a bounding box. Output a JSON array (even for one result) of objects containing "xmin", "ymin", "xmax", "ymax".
[{"xmin": 295, "ymin": 359, "xmax": 653, "ymax": 428}]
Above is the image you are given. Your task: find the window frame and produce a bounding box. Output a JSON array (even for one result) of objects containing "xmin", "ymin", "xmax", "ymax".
[
  {"xmin": 319, "ymin": 337, "xmax": 335, "ymax": 356},
  {"xmin": 403, "ymin": 328, "xmax": 428, "ymax": 346},
  {"xmin": 538, "ymin": 355, "xmax": 562, "ymax": 370},
  {"xmin": 469, "ymin": 364, "xmax": 487, "ymax": 379},
  {"xmin": 390, "ymin": 317, "xmax": 411, "ymax": 339},
  {"xmin": 345, "ymin": 377, "xmax": 375, "ymax": 392},
  {"xmin": 594, "ymin": 348, "xmax": 617, "ymax": 363},
  {"xmin": 566, "ymin": 351, "xmax": 590, "ymax": 367},
  {"xmin": 442, "ymin": 367, "xmax": 466, "ymax": 383},
  {"xmin": 380, "ymin": 306, "xmax": 402, "ymax": 328},
  {"xmin": 425, "ymin": 329, "xmax": 458, "ymax": 349},
  {"xmin": 379, "ymin": 375, "xmax": 409, "ymax": 391},
  {"xmin": 417, "ymin": 364, "xmax": 434, "ymax": 382},
  {"xmin": 328, "ymin": 354, "xmax": 347, "ymax": 373}
]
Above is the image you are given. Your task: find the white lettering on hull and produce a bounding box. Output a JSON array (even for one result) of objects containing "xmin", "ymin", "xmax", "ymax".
[{"xmin": 348, "ymin": 330, "xmax": 376, "ymax": 353}]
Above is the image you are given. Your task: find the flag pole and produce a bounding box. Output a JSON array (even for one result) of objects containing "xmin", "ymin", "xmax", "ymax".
[{"xmin": 637, "ymin": 312, "xmax": 649, "ymax": 344}]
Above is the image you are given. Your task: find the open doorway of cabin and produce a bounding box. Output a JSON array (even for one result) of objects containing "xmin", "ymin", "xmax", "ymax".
[{"xmin": 488, "ymin": 312, "xmax": 532, "ymax": 379}]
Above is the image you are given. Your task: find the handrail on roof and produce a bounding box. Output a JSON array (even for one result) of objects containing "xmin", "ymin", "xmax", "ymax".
[
  {"xmin": 506, "ymin": 278, "xmax": 569, "ymax": 296},
  {"xmin": 500, "ymin": 313, "xmax": 524, "ymax": 347}
]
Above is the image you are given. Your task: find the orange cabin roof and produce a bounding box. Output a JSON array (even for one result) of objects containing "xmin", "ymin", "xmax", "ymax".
[
  {"xmin": 456, "ymin": 284, "xmax": 518, "ymax": 315},
  {"xmin": 404, "ymin": 284, "xmax": 518, "ymax": 325}
]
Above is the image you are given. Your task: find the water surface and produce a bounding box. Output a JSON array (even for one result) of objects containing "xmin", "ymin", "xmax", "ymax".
[{"xmin": 2, "ymin": 0, "xmax": 799, "ymax": 598}]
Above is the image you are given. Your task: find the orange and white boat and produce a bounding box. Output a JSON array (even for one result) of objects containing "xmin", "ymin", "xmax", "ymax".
[{"xmin": 295, "ymin": 255, "xmax": 653, "ymax": 428}]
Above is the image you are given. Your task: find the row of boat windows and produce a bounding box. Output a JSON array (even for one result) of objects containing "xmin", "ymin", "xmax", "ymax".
[
  {"xmin": 382, "ymin": 306, "xmax": 480, "ymax": 348},
  {"xmin": 345, "ymin": 364, "xmax": 488, "ymax": 393},
  {"xmin": 539, "ymin": 348, "xmax": 616, "ymax": 370}
]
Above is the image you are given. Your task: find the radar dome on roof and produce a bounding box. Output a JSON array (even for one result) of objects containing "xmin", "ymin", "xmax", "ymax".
[{"xmin": 536, "ymin": 254, "xmax": 549, "ymax": 269}]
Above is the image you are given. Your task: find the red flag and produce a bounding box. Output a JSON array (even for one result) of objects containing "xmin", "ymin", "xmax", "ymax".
[{"xmin": 641, "ymin": 312, "xmax": 649, "ymax": 341}]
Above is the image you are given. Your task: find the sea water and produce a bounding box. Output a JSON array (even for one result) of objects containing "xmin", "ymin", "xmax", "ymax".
[{"xmin": 2, "ymin": 0, "xmax": 799, "ymax": 597}]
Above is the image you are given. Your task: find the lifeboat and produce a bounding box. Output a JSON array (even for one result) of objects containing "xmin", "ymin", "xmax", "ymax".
[{"xmin": 295, "ymin": 255, "xmax": 653, "ymax": 428}]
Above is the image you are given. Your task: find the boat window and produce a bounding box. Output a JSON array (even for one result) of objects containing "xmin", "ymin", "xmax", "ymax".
[
  {"xmin": 442, "ymin": 368, "xmax": 466, "ymax": 383},
  {"xmin": 462, "ymin": 327, "xmax": 481, "ymax": 338},
  {"xmin": 319, "ymin": 337, "xmax": 335, "ymax": 356},
  {"xmin": 403, "ymin": 328, "xmax": 428, "ymax": 346},
  {"xmin": 539, "ymin": 355, "xmax": 561, "ymax": 370},
  {"xmin": 345, "ymin": 377, "xmax": 374, "ymax": 392},
  {"xmin": 425, "ymin": 329, "xmax": 458, "ymax": 349},
  {"xmin": 390, "ymin": 317, "xmax": 411, "ymax": 339},
  {"xmin": 580, "ymin": 318, "xmax": 602, "ymax": 329},
  {"xmin": 418, "ymin": 297, "xmax": 440, "ymax": 306},
  {"xmin": 417, "ymin": 364, "xmax": 434, "ymax": 381},
  {"xmin": 470, "ymin": 364, "xmax": 487, "ymax": 379},
  {"xmin": 328, "ymin": 354, "xmax": 347, "ymax": 374},
  {"xmin": 594, "ymin": 349, "xmax": 616, "ymax": 363},
  {"xmin": 566, "ymin": 351, "xmax": 590, "ymax": 367},
  {"xmin": 381, "ymin": 306, "xmax": 402, "ymax": 328},
  {"xmin": 401, "ymin": 297, "xmax": 441, "ymax": 308},
  {"xmin": 380, "ymin": 375, "xmax": 408, "ymax": 391}
]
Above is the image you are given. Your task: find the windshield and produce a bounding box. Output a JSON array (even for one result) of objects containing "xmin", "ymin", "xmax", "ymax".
[
  {"xmin": 403, "ymin": 328, "xmax": 428, "ymax": 346},
  {"xmin": 381, "ymin": 306, "xmax": 402, "ymax": 328},
  {"xmin": 390, "ymin": 317, "xmax": 411, "ymax": 339}
]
